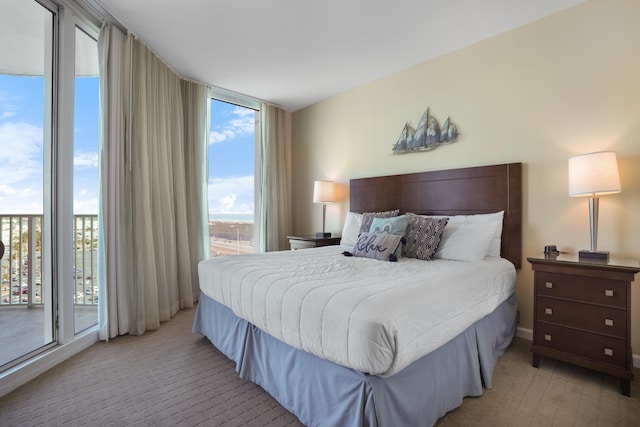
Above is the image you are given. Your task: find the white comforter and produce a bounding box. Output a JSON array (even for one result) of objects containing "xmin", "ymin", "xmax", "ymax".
[{"xmin": 198, "ymin": 245, "xmax": 516, "ymax": 377}]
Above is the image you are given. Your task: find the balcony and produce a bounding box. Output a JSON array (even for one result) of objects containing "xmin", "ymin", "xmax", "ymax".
[{"xmin": 0, "ymin": 214, "xmax": 98, "ymax": 369}]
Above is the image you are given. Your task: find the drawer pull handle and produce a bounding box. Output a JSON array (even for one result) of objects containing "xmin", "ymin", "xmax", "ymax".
[
  {"xmin": 544, "ymin": 334, "xmax": 552, "ymax": 342},
  {"xmin": 604, "ymin": 318, "xmax": 614, "ymax": 327},
  {"xmin": 545, "ymin": 308, "xmax": 553, "ymax": 315},
  {"xmin": 604, "ymin": 348, "xmax": 614, "ymax": 357},
  {"xmin": 604, "ymin": 289, "xmax": 614, "ymax": 297},
  {"xmin": 545, "ymin": 282, "xmax": 553, "ymax": 289}
]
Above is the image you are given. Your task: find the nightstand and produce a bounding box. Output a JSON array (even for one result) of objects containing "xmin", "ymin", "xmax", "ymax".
[
  {"xmin": 287, "ymin": 235, "xmax": 341, "ymax": 250},
  {"xmin": 527, "ymin": 253, "xmax": 640, "ymax": 396}
]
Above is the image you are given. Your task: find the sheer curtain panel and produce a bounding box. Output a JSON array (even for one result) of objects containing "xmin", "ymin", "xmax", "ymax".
[
  {"xmin": 181, "ymin": 79, "xmax": 210, "ymax": 302},
  {"xmin": 97, "ymin": 25, "xmax": 131, "ymax": 340},
  {"xmin": 98, "ymin": 24, "xmax": 208, "ymax": 338},
  {"xmin": 257, "ymin": 104, "xmax": 292, "ymax": 252}
]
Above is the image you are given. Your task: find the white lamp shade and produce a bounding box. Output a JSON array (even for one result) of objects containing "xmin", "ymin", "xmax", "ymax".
[
  {"xmin": 313, "ymin": 180, "xmax": 335, "ymax": 203},
  {"xmin": 568, "ymin": 151, "xmax": 621, "ymax": 197}
]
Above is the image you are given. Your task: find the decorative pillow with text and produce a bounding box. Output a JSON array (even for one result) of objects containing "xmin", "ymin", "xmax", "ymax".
[{"xmin": 351, "ymin": 232, "xmax": 402, "ymax": 262}]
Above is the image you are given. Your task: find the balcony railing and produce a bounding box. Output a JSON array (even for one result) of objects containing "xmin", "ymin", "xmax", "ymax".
[{"xmin": 0, "ymin": 214, "xmax": 98, "ymax": 307}]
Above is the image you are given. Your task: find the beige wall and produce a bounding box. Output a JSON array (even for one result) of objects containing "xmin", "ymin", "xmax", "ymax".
[{"xmin": 290, "ymin": 0, "xmax": 640, "ymax": 353}]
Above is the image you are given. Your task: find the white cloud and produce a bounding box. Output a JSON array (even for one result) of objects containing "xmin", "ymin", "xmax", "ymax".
[
  {"xmin": 0, "ymin": 121, "xmax": 99, "ymax": 214},
  {"xmin": 210, "ymin": 129, "xmax": 236, "ymax": 143},
  {"xmin": 73, "ymin": 197, "xmax": 98, "ymax": 215},
  {"xmin": 209, "ymin": 107, "xmax": 255, "ymax": 144},
  {"xmin": 0, "ymin": 189, "xmax": 43, "ymax": 214},
  {"xmin": 0, "ymin": 121, "xmax": 43, "ymax": 185},
  {"xmin": 0, "ymin": 121, "xmax": 42, "ymax": 163},
  {"xmin": 0, "ymin": 184, "xmax": 16, "ymax": 196},
  {"xmin": 0, "ymin": 90, "xmax": 19, "ymax": 120},
  {"xmin": 208, "ymin": 175, "xmax": 254, "ymax": 214},
  {"xmin": 219, "ymin": 194, "xmax": 236, "ymax": 211},
  {"xmin": 0, "ymin": 121, "xmax": 44, "ymax": 212},
  {"xmin": 74, "ymin": 150, "xmax": 99, "ymax": 169}
]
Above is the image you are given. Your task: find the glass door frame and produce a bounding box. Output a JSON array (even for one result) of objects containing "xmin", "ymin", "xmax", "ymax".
[
  {"xmin": 0, "ymin": 0, "xmax": 101, "ymax": 392},
  {"xmin": 55, "ymin": 2, "xmax": 101, "ymax": 345}
]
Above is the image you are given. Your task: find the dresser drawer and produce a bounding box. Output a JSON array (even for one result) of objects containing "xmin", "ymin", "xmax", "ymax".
[
  {"xmin": 288, "ymin": 236, "xmax": 341, "ymax": 250},
  {"xmin": 536, "ymin": 297, "xmax": 626, "ymax": 339},
  {"xmin": 536, "ymin": 271, "xmax": 627, "ymax": 308},
  {"xmin": 535, "ymin": 323, "xmax": 627, "ymax": 368},
  {"xmin": 528, "ymin": 255, "xmax": 639, "ymax": 396},
  {"xmin": 289, "ymin": 240, "xmax": 316, "ymax": 250}
]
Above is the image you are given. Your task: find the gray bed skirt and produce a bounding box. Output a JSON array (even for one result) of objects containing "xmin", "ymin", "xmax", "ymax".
[{"xmin": 193, "ymin": 292, "xmax": 517, "ymax": 427}]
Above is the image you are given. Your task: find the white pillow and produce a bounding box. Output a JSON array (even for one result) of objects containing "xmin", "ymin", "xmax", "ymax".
[
  {"xmin": 435, "ymin": 221, "xmax": 500, "ymax": 261},
  {"xmin": 340, "ymin": 212, "xmax": 363, "ymax": 247},
  {"xmin": 446, "ymin": 211, "xmax": 504, "ymax": 258}
]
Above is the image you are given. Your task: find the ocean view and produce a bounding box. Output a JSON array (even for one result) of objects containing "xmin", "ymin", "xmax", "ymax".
[{"xmin": 209, "ymin": 213, "xmax": 254, "ymax": 223}]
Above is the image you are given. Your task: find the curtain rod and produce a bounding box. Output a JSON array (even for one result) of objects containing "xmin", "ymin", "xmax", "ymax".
[
  {"xmin": 67, "ymin": 0, "xmax": 127, "ymax": 33},
  {"xmin": 72, "ymin": 0, "xmax": 287, "ymax": 112},
  {"xmin": 127, "ymin": 33, "xmax": 286, "ymax": 112}
]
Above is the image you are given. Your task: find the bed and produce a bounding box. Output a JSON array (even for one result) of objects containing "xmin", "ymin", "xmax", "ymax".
[{"xmin": 193, "ymin": 162, "xmax": 522, "ymax": 426}]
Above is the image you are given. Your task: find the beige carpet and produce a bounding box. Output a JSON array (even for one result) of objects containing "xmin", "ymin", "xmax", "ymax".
[{"xmin": 1, "ymin": 305, "xmax": 639, "ymax": 426}]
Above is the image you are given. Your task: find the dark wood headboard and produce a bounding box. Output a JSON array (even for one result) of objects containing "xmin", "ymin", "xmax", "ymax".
[{"xmin": 350, "ymin": 163, "xmax": 523, "ymax": 269}]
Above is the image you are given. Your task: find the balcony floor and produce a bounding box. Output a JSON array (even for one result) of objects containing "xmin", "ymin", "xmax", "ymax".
[{"xmin": 0, "ymin": 305, "xmax": 97, "ymax": 368}]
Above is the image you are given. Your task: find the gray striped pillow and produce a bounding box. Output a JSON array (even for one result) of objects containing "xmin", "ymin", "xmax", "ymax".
[
  {"xmin": 403, "ymin": 215, "xmax": 449, "ymax": 260},
  {"xmin": 359, "ymin": 209, "xmax": 400, "ymax": 235}
]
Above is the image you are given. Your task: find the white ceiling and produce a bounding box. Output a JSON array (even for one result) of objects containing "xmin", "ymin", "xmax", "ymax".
[{"xmin": 97, "ymin": 0, "xmax": 584, "ymax": 111}]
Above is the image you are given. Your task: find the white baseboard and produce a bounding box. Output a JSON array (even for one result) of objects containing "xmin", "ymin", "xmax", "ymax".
[
  {"xmin": 515, "ymin": 326, "xmax": 640, "ymax": 369},
  {"xmin": 0, "ymin": 327, "xmax": 99, "ymax": 398},
  {"xmin": 515, "ymin": 326, "xmax": 533, "ymax": 341}
]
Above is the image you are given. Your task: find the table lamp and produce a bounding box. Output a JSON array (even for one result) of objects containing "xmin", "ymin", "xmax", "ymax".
[
  {"xmin": 568, "ymin": 151, "xmax": 621, "ymax": 261},
  {"xmin": 313, "ymin": 180, "xmax": 334, "ymax": 238}
]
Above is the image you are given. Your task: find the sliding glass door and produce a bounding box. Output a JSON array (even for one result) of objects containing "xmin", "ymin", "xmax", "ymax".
[
  {"xmin": 1, "ymin": 0, "xmax": 101, "ymax": 372},
  {"xmin": 73, "ymin": 26, "xmax": 99, "ymax": 334},
  {"xmin": 0, "ymin": 0, "xmax": 56, "ymax": 369}
]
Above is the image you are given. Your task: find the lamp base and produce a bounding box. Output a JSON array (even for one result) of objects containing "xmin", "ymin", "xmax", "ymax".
[
  {"xmin": 316, "ymin": 232, "xmax": 331, "ymax": 238},
  {"xmin": 578, "ymin": 249, "xmax": 609, "ymax": 262}
]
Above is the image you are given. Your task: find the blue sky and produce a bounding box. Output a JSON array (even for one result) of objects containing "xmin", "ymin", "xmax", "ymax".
[
  {"xmin": 208, "ymin": 100, "xmax": 255, "ymax": 217},
  {"xmin": 0, "ymin": 74, "xmax": 100, "ymax": 214},
  {"xmin": 0, "ymin": 75, "xmax": 49, "ymax": 214},
  {"xmin": 0, "ymin": 74, "xmax": 255, "ymax": 217}
]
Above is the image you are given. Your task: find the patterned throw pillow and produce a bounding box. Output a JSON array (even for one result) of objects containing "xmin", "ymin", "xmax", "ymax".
[
  {"xmin": 352, "ymin": 232, "xmax": 403, "ymax": 262},
  {"xmin": 359, "ymin": 209, "xmax": 400, "ymax": 235},
  {"xmin": 403, "ymin": 215, "xmax": 449, "ymax": 260},
  {"xmin": 369, "ymin": 214, "xmax": 410, "ymax": 236},
  {"xmin": 369, "ymin": 214, "xmax": 410, "ymax": 257}
]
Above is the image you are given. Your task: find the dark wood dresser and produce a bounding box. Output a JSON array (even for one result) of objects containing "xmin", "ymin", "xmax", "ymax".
[{"xmin": 528, "ymin": 254, "xmax": 639, "ymax": 396}]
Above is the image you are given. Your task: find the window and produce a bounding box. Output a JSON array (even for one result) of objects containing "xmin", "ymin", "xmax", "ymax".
[
  {"xmin": 208, "ymin": 99, "xmax": 256, "ymax": 256},
  {"xmin": 73, "ymin": 26, "xmax": 99, "ymax": 333},
  {"xmin": 0, "ymin": 0, "xmax": 101, "ymax": 372},
  {"xmin": 0, "ymin": 0, "xmax": 56, "ymax": 371}
]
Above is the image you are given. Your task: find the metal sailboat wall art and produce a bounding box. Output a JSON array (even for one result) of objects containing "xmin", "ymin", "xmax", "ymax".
[
  {"xmin": 392, "ymin": 108, "xmax": 459, "ymax": 154},
  {"xmin": 393, "ymin": 122, "xmax": 415, "ymax": 152}
]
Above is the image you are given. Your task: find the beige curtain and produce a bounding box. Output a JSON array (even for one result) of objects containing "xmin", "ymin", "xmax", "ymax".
[
  {"xmin": 97, "ymin": 25, "xmax": 131, "ymax": 340},
  {"xmin": 257, "ymin": 103, "xmax": 292, "ymax": 252},
  {"xmin": 98, "ymin": 24, "xmax": 209, "ymax": 338},
  {"xmin": 181, "ymin": 79, "xmax": 210, "ymax": 301}
]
